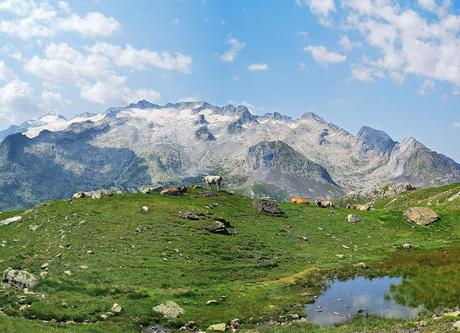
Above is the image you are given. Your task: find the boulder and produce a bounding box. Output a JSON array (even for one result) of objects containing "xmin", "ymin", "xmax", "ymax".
[
  {"xmin": 2, "ymin": 267, "xmax": 38, "ymax": 289},
  {"xmin": 403, "ymin": 207, "xmax": 440, "ymax": 226},
  {"xmin": 72, "ymin": 191, "xmax": 86, "ymax": 199},
  {"xmin": 207, "ymin": 323, "xmax": 226, "ymax": 331},
  {"xmin": 152, "ymin": 301, "xmax": 184, "ymax": 319},
  {"xmin": 454, "ymin": 321, "xmax": 460, "ymax": 331},
  {"xmin": 139, "ymin": 185, "xmax": 163, "ymax": 194},
  {"xmin": 111, "ymin": 303, "xmax": 122, "ymax": 315},
  {"xmin": 207, "ymin": 221, "xmax": 231, "ymax": 235},
  {"xmin": 0, "ymin": 216, "xmax": 23, "ymax": 226},
  {"xmin": 253, "ymin": 199, "xmax": 284, "ymax": 216},
  {"xmin": 90, "ymin": 189, "xmax": 113, "ymax": 200},
  {"xmin": 347, "ymin": 214, "xmax": 361, "ymax": 223}
]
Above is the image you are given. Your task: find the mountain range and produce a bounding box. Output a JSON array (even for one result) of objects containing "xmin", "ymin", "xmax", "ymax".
[{"xmin": 0, "ymin": 100, "xmax": 459, "ymax": 210}]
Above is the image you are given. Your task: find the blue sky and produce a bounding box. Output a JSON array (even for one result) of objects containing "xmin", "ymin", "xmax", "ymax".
[{"xmin": 0, "ymin": 0, "xmax": 459, "ymax": 161}]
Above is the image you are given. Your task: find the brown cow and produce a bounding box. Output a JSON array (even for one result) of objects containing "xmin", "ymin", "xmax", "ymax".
[
  {"xmin": 291, "ymin": 198, "xmax": 309, "ymax": 205},
  {"xmin": 346, "ymin": 204, "xmax": 358, "ymax": 209},
  {"xmin": 160, "ymin": 187, "xmax": 188, "ymax": 196},
  {"xmin": 316, "ymin": 200, "xmax": 335, "ymax": 208}
]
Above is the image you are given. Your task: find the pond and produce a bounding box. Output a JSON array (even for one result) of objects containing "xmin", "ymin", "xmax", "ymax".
[{"xmin": 305, "ymin": 276, "xmax": 422, "ymax": 326}]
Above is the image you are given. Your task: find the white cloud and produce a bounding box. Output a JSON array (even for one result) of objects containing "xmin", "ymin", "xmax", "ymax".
[
  {"xmin": 304, "ymin": 45, "xmax": 346, "ymax": 66},
  {"xmin": 339, "ymin": 35, "xmax": 361, "ymax": 51},
  {"xmin": 418, "ymin": 79, "xmax": 436, "ymax": 95},
  {"xmin": 0, "ymin": 79, "xmax": 37, "ymax": 123},
  {"xmin": 296, "ymin": 0, "xmax": 336, "ymax": 24},
  {"xmin": 88, "ymin": 42, "xmax": 192, "ymax": 73},
  {"xmin": 40, "ymin": 89, "xmax": 71, "ymax": 110},
  {"xmin": 0, "ymin": 0, "xmax": 119, "ymax": 39},
  {"xmin": 417, "ymin": 0, "xmax": 438, "ymax": 13},
  {"xmin": 248, "ymin": 63, "xmax": 269, "ymax": 71},
  {"xmin": 454, "ymin": 121, "xmax": 460, "ymax": 128},
  {"xmin": 0, "ymin": 61, "xmax": 13, "ymax": 81},
  {"xmin": 24, "ymin": 42, "xmax": 191, "ymax": 105},
  {"xmin": 340, "ymin": 0, "xmax": 460, "ymax": 89},
  {"xmin": 221, "ymin": 38, "xmax": 245, "ymax": 63},
  {"xmin": 57, "ymin": 12, "xmax": 119, "ymax": 38}
]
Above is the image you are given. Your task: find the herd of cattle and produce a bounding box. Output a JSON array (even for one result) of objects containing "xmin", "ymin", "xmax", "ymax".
[{"xmin": 72, "ymin": 175, "xmax": 372, "ymax": 210}]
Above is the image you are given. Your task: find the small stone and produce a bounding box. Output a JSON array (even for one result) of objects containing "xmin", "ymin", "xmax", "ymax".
[
  {"xmin": 335, "ymin": 254, "xmax": 344, "ymax": 259},
  {"xmin": 100, "ymin": 314, "xmax": 108, "ymax": 320},
  {"xmin": 87, "ymin": 250, "xmax": 94, "ymax": 255},
  {"xmin": 39, "ymin": 271, "xmax": 48, "ymax": 278},
  {"xmin": 63, "ymin": 270, "xmax": 71, "ymax": 276},
  {"xmin": 347, "ymin": 214, "xmax": 361, "ymax": 223},
  {"xmin": 454, "ymin": 321, "xmax": 460, "ymax": 331},
  {"xmin": 207, "ymin": 323, "xmax": 226, "ymax": 331},
  {"xmin": 142, "ymin": 206, "xmax": 149, "ymax": 213},
  {"xmin": 230, "ymin": 319, "xmax": 240, "ymax": 329},
  {"xmin": 29, "ymin": 225, "xmax": 39, "ymax": 231},
  {"xmin": 79, "ymin": 265, "xmax": 88, "ymax": 270},
  {"xmin": 40, "ymin": 263, "xmax": 49, "ymax": 270},
  {"xmin": 403, "ymin": 243, "xmax": 412, "ymax": 249},
  {"xmin": 111, "ymin": 303, "xmax": 122, "ymax": 315},
  {"xmin": 354, "ymin": 262, "xmax": 368, "ymax": 269},
  {"xmin": 206, "ymin": 299, "xmax": 218, "ymax": 305},
  {"xmin": 444, "ymin": 311, "xmax": 460, "ymax": 317}
]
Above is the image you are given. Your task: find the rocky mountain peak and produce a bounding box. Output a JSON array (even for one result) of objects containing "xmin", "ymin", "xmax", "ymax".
[{"xmin": 357, "ymin": 125, "xmax": 397, "ymax": 155}]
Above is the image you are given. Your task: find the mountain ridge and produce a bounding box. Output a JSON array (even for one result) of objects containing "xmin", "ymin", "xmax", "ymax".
[{"xmin": 0, "ymin": 100, "xmax": 459, "ymax": 209}]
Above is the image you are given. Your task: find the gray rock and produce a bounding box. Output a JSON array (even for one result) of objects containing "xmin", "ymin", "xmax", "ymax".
[
  {"xmin": 152, "ymin": 301, "xmax": 184, "ymax": 319},
  {"xmin": 0, "ymin": 216, "xmax": 23, "ymax": 226},
  {"xmin": 347, "ymin": 214, "xmax": 361, "ymax": 223},
  {"xmin": 403, "ymin": 243, "xmax": 412, "ymax": 249},
  {"xmin": 3, "ymin": 267, "xmax": 38, "ymax": 289},
  {"xmin": 207, "ymin": 221, "xmax": 231, "ymax": 235},
  {"xmin": 253, "ymin": 198, "xmax": 284, "ymax": 216},
  {"xmin": 404, "ymin": 207, "xmax": 440, "ymax": 226}
]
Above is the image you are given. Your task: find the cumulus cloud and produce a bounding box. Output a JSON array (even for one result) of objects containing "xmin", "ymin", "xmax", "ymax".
[
  {"xmin": 88, "ymin": 42, "xmax": 192, "ymax": 73},
  {"xmin": 40, "ymin": 89, "xmax": 71, "ymax": 110},
  {"xmin": 24, "ymin": 42, "xmax": 191, "ymax": 105},
  {"xmin": 296, "ymin": 0, "xmax": 336, "ymax": 24},
  {"xmin": 221, "ymin": 38, "xmax": 245, "ymax": 63},
  {"xmin": 418, "ymin": 79, "xmax": 436, "ymax": 95},
  {"xmin": 453, "ymin": 122, "xmax": 460, "ymax": 128},
  {"xmin": 248, "ymin": 63, "xmax": 269, "ymax": 71},
  {"xmin": 0, "ymin": 0, "xmax": 119, "ymax": 39},
  {"xmin": 299, "ymin": 0, "xmax": 460, "ymax": 90},
  {"xmin": 304, "ymin": 45, "xmax": 346, "ymax": 66},
  {"xmin": 0, "ymin": 61, "xmax": 13, "ymax": 81},
  {"xmin": 0, "ymin": 79, "xmax": 37, "ymax": 123},
  {"xmin": 340, "ymin": 0, "xmax": 460, "ymax": 88},
  {"xmin": 339, "ymin": 35, "xmax": 361, "ymax": 51}
]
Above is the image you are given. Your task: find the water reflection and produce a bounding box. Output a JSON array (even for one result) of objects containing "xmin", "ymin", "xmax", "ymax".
[{"xmin": 305, "ymin": 276, "xmax": 422, "ymax": 326}]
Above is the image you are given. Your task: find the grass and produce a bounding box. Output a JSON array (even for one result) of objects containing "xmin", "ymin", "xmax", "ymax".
[{"xmin": 0, "ymin": 186, "xmax": 459, "ymax": 332}]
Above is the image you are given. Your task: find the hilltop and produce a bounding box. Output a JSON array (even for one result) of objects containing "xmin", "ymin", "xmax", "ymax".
[
  {"xmin": 1, "ymin": 100, "xmax": 460, "ymax": 210},
  {"xmin": 0, "ymin": 185, "xmax": 459, "ymax": 332}
]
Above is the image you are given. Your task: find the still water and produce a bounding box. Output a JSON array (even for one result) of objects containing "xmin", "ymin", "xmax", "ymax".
[{"xmin": 305, "ymin": 276, "xmax": 422, "ymax": 325}]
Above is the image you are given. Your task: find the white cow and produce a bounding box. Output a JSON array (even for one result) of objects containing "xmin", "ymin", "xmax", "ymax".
[{"xmin": 203, "ymin": 175, "xmax": 223, "ymax": 191}]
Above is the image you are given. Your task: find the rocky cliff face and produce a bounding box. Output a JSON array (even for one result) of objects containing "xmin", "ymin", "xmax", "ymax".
[{"xmin": 0, "ymin": 100, "xmax": 459, "ymax": 209}]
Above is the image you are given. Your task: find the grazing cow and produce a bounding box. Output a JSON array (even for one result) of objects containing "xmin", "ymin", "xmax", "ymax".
[
  {"xmin": 357, "ymin": 203, "xmax": 371, "ymax": 211},
  {"xmin": 316, "ymin": 200, "xmax": 335, "ymax": 208},
  {"xmin": 346, "ymin": 204, "xmax": 358, "ymax": 209},
  {"xmin": 203, "ymin": 175, "xmax": 223, "ymax": 191},
  {"xmin": 291, "ymin": 198, "xmax": 309, "ymax": 205},
  {"xmin": 160, "ymin": 187, "xmax": 187, "ymax": 196}
]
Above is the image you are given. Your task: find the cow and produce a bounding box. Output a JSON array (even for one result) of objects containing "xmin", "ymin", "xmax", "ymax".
[
  {"xmin": 346, "ymin": 204, "xmax": 358, "ymax": 209},
  {"xmin": 160, "ymin": 187, "xmax": 187, "ymax": 196},
  {"xmin": 357, "ymin": 203, "xmax": 372, "ymax": 211},
  {"xmin": 291, "ymin": 198, "xmax": 309, "ymax": 205},
  {"xmin": 203, "ymin": 175, "xmax": 223, "ymax": 191},
  {"xmin": 316, "ymin": 200, "xmax": 335, "ymax": 208}
]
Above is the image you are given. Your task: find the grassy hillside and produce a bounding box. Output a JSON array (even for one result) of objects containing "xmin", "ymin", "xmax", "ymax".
[{"xmin": 0, "ymin": 186, "xmax": 459, "ymax": 332}]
